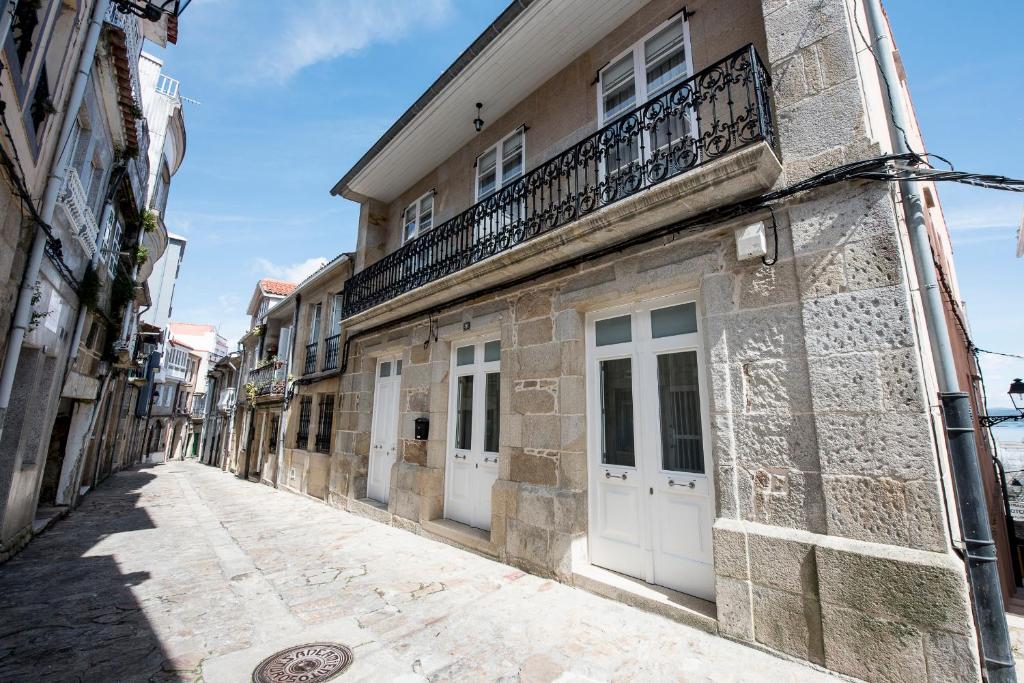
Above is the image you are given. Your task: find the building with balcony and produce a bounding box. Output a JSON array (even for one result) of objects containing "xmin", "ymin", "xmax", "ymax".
[
  {"xmin": 317, "ymin": 1, "xmax": 1007, "ymax": 678},
  {"xmin": 226, "ymin": 278, "xmax": 298, "ymax": 481},
  {"xmin": 199, "ymin": 351, "xmax": 241, "ymax": 470},
  {"xmin": 0, "ymin": 0, "xmax": 184, "ymax": 562},
  {"xmin": 142, "ymin": 232, "xmax": 185, "ymax": 328},
  {"xmin": 258, "ymin": 254, "xmax": 352, "ymax": 499}
]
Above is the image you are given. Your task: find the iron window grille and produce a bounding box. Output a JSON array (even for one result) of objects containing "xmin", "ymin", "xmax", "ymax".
[
  {"xmin": 343, "ymin": 45, "xmax": 774, "ymax": 317},
  {"xmin": 296, "ymin": 396, "xmax": 312, "ymax": 449},
  {"xmin": 315, "ymin": 395, "xmax": 334, "ymax": 454},
  {"xmin": 268, "ymin": 415, "xmax": 279, "ymax": 451},
  {"xmin": 323, "ymin": 334, "xmax": 341, "ymax": 371},
  {"xmin": 303, "ymin": 341, "xmax": 318, "ymax": 375}
]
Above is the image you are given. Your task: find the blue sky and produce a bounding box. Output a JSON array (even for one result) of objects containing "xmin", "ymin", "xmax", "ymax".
[{"xmin": 152, "ymin": 1, "xmax": 1023, "ymax": 407}]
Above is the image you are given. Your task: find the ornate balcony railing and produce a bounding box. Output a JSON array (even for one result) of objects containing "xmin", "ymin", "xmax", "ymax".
[
  {"xmin": 249, "ymin": 360, "xmax": 286, "ymax": 397},
  {"xmin": 343, "ymin": 45, "xmax": 774, "ymax": 317},
  {"xmin": 60, "ymin": 167, "xmax": 99, "ymax": 259},
  {"xmin": 323, "ymin": 334, "xmax": 341, "ymax": 371},
  {"xmin": 303, "ymin": 342, "xmax": 318, "ymax": 376}
]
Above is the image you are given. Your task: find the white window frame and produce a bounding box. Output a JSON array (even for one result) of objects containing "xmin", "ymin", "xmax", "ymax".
[
  {"xmin": 402, "ymin": 191, "xmax": 434, "ymax": 243},
  {"xmin": 328, "ymin": 293, "xmax": 343, "ymax": 336},
  {"xmin": 106, "ymin": 216, "xmax": 122, "ymax": 278},
  {"xmin": 308, "ymin": 303, "xmax": 322, "ymax": 345},
  {"xmin": 597, "ymin": 14, "xmax": 694, "ymax": 126},
  {"xmin": 474, "ymin": 127, "xmax": 526, "ymax": 203}
]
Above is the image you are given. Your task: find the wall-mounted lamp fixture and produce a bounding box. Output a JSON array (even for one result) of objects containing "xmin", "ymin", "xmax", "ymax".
[
  {"xmin": 980, "ymin": 378, "xmax": 1024, "ymax": 427},
  {"xmin": 473, "ymin": 103, "xmax": 484, "ymax": 132},
  {"xmin": 112, "ymin": 0, "xmax": 191, "ymax": 21}
]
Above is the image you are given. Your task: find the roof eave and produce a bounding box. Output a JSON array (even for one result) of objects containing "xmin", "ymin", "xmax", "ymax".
[{"xmin": 329, "ymin": 0, "xmax": 539, "ymax": 198}]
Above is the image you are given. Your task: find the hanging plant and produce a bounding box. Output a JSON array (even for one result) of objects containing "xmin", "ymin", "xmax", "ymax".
[
  {"xmin": 27, "ymin": 282, "xmax": 47, "ymax": 332},
  {"xmin": 141, "ymin": 210, "xmax": 157, "ymax": 233},
  {"xmin": 135, "ymin": 245, "xmax": 149, "ymax": 266},
  {"xmin": 127, "ymin": 102, "xmax": 144, "ymax": 120}
]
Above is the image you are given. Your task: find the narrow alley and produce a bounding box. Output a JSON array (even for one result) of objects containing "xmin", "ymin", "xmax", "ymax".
[{"xmin": 0, "ymin": 462, "xmax": 837, "ymax": 682}]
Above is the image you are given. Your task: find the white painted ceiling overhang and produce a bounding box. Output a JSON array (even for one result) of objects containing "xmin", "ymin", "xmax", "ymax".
[{"xmin": 335, "ymin": 0, "xmax": 650, "ymax": 204}]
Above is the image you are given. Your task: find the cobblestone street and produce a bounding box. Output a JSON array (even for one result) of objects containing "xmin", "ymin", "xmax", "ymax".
[{"xmin": 0, "ymin": 462, "xmax": 839, "ymax": 682}]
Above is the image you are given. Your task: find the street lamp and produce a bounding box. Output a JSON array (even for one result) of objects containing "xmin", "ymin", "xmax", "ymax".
[
  {"xmin": 1010, "ymin": 378, "xmax": 1024, "ymax": 412},
  {"xmin": 980, "ymin": 379, "xmax": 1024, "ymax": 428},
  {"xmin": 111, "ymin": 0, "xmax": 191, "ymax": 21}
]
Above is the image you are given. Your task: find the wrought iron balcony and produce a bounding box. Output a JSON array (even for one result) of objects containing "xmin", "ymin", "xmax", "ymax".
[
  {"xmin": 343, "ymin": 45, "xmax": 775, "ymax": 318},
  {"xmin": 303, "ymin": 342, "xmax": 318, "ymax": 376},
  {"xmin": 323, "ymin": 334, "xmax": 341, "ymax": 371},
  {"xmin": 59, "ymin": 167, "xmax": 100, "ymax": 259},
  {"xmin": 249, "ymin": 360, "xmax": 286, "ymax": 397}
]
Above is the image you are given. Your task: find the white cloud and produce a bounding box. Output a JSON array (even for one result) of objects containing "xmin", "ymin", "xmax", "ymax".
[
  {"xmin": 254, "ymin": 256, "xmax": 329, "ymax": 283},
  {"xmin": 980, "ymin": 353, "xmax": 1024, "ymax": 410},
  {"xmin": 943, "ymin": 197, "xmax": 1023, "ymax": 232},
  {"xmin": 256, "ymin": 0, "xmax": 453, "ymax": 82}
]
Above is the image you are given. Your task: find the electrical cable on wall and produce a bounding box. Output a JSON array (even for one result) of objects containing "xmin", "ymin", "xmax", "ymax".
[{"xmin": 338, "ymin": 150, "xmax": 1024, "ymax": 375}]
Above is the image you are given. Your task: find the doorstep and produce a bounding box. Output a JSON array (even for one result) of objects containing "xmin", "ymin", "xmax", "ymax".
[
  {"xmin": 32, "ymin": 506, "xmax": 68, "ymax": 534},
  {"xmin": 349, "ymin": 497, "xmax": 392, "ymax": 525},
  {"xmin": 572, "ymin": 563, "xmax": 718, "ymax": 634},
  {"xmin": 421, "ymin": 518, "xmax": 499, "ymax": 558}
]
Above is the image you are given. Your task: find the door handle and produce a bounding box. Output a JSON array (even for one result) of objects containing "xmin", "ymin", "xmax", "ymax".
[
  {"xmin": 605, "ymin": 471, "xmax": 627, "ymax": 480},
  {"xmin": 483, "ymin": 456, "xmax": 498, "ymax": 463},
  {"xmin": 668, "ymin": 479, "xmax": 695, "ymax": 489},
  {"xmin": 454, "ymin": 454, "xmax": 466, "ymax": 460}
]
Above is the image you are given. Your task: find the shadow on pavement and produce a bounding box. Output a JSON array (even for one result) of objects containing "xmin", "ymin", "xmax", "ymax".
[{"xmin": 0, "ymin": 466, "xmax": 184, "ymax": 682}]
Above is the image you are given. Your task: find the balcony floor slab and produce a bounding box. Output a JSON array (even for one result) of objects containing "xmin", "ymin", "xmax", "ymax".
[{"xmin": 347, "ymin": 141, "xmax": 781, "ymax": 333}]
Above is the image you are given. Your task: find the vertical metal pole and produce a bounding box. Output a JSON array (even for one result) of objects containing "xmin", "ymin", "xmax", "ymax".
[
  {"xmin": 943, "ymin": 393, "xmax": 1017, "ymax": 680},
  {"xmin": 863, "ymin": 1, "xmax": 1016, "ymax": 679}
]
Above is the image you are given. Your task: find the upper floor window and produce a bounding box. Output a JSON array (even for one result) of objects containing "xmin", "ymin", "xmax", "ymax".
[
  {"xmin": 475, "ymin": 128, "xmax": 524, "ymax": 201},
  {"xmin": 309, "ymin": 302, "xmax": 322, "ymax": 345},
  {"xmin": 328, "ymin": 293, "xmax": 343, "ymax": 336},
  {"xmin": 28, "ymin": 67, "xmax": 53, "ymax": 141},
  {"xmin": 599, "ymin": 15, "xmax": 692, "ymax": 124},
  {"xmin": 11, "ymin": 1, "xmax": 44, "ymax": 73},
  {"xmin": 403, "ymin": 192, "xmax": 433, "ymax": 243}
]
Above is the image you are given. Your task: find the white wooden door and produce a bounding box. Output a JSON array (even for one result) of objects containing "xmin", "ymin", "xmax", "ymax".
[
  {"xmin": 445, "ymin": 339, "xmax": 501, "ymax": 531},
  {"xmin": 587, "ymin": 294, "xmax": 715, "ymax": 601},
  {"xmin": 367, "ymin": 358, "xmax": 402, "ymax": 504}
]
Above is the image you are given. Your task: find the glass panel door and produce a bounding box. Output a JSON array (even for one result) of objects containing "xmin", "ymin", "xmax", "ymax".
[
  {"xmin": 600, "ymin": 358, "xmax": 635, "ymax": 467},
  {"xmin": 656, "ymin": 351, "xmax": 704, "ymax": 473}
]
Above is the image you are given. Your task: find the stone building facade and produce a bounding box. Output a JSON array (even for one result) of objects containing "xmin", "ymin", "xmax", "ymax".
[
  {"xmin": 311, "ymin": 0, "xmax": 998, "ymax": 679},
  {"xmin": 0, "ymin": 0, "xmax": 185, "ymax": 561},
  {"xmin": 270, "ymin": 255, "xmax": 352, "ymax": 499}
]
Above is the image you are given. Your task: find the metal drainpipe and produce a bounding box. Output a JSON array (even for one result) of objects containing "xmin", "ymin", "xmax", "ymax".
[
  {"xmin": 863, "ymin": 1, "xmax": 1015, "ymax": 679},
  {"xmin": 274, "ymin": 293, "xmax": 300, "ymax": 488},
  {"xmin": 0, "ymin": 0, "xmax": 110, "ymax": 443}
]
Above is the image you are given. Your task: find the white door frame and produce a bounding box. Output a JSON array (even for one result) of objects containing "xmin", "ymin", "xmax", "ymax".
[
  {"xmin": 584, "ymin": 290, "xmax": 716, "ymax": 599},
  {"xmin": 444, "ymin": 336, "xmax": 501, "ymax": 530},
  {"xmin": 367, "ymin": 355, "xmax": 403, "ymax": 503}
]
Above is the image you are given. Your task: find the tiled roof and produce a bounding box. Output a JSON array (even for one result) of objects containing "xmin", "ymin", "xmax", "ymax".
[
  {"xmin": 169, "ymin": 322, "xmax": 215, "ymax": 334},
  {"xmin": 259, "ymin": 278, "xmax": 297, "ymax": 296}
]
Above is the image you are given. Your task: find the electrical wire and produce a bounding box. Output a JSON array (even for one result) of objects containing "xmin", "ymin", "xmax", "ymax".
[{"xmin": 849, "ymin": 0, "xmax": 916, "ymax": 156}]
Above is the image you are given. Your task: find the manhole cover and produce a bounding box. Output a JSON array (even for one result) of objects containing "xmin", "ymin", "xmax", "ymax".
[{"xmin": 252, "ymin": 643, "xmax": 354, "ymax": 683}]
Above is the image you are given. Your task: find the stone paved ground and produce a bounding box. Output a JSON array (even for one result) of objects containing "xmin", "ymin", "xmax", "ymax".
[{"xmin": 0, "ymin": 461, "xmax": 841, "ymax": 682}]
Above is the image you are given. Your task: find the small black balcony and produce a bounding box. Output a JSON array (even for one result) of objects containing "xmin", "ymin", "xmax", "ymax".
[
  {"xmin": 323, "ymin": 334, "xmax": 341, "ymax": 371},
  {"xmin": 343, "ymin": 44, "xmax": 775, "ymax": 318},
  {"xmin": 248, "ymin": 360, "xmax": 286, "ymax": 397},
  {"xmin": 303, "ymin": 342, "xmax": 318, "ymax": 376}
]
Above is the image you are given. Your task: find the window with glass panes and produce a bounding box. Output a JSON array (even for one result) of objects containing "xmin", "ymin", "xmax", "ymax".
[
  {"xmin": 598, "ymin": 16, "xmax": 692, "ymax": 180},
  {"xmin": 403, "ymin": 192, "xmax": 434, "ymax": 243},
  {"xmin": 598, "ymin": 16, "xmax": 692, "ymax": 124},
  {"xmin": 475, "ymin": 128, "xmax": 525, "ymax": 201}
]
